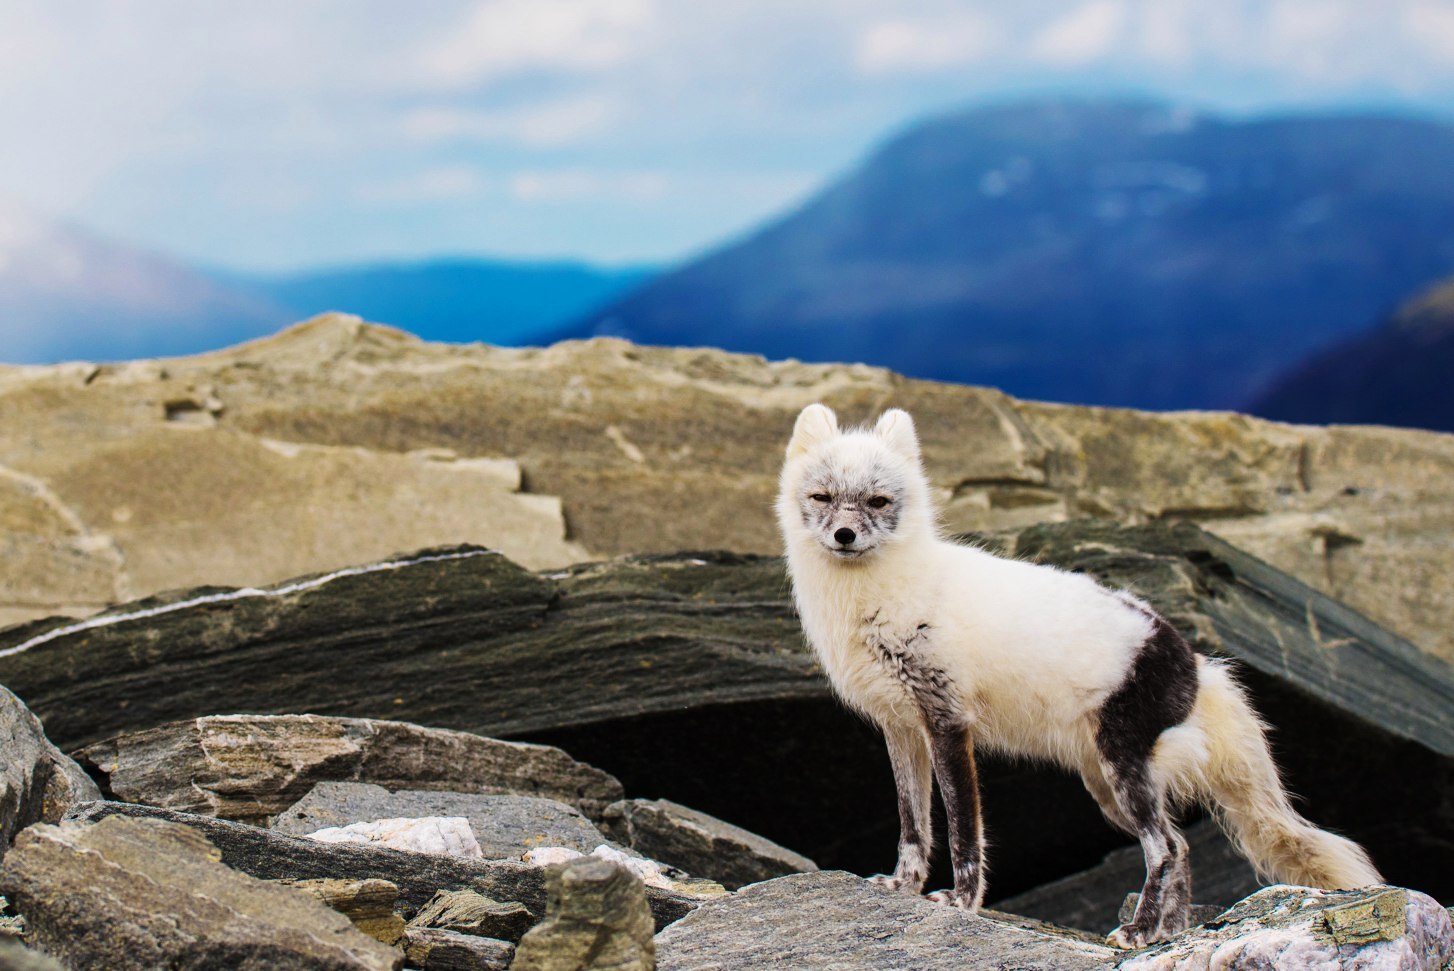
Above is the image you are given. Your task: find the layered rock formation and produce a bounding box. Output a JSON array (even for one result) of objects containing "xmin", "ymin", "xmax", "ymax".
[{"xmin": 4, "ymin": 315, "xmax": 1454, "ymax": 666}]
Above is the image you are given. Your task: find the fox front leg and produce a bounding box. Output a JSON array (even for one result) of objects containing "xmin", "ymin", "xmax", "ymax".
[{"xmin": 870, "ymin": 720, "xmax": 933, "ymax": 894}]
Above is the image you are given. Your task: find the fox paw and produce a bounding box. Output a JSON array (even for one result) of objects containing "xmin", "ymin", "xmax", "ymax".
[
  {"xmin": 869, "ymin": 873, "xmax": 924, "ymax": 894},
  {"xmin": 1106, "ymin": 922, "xmax": 1163, "ymax": 950},
  {"xmin": 925, "ymin": 889, "xmax": 978, "ymax": 912}
]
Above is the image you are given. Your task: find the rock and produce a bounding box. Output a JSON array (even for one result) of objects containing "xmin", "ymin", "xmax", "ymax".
[
  {"xmin": 990, "ymin": 818, "xmax": 1260, "ymax": 934},
  {"xmin": 409, "ymin": 888, "xmax": 535, "ymax": 944},
  {"xmin": 511, "ymin": 858, "xmax": 655, "ymax": 971},
  {"xmin": 0, "ymin": 939, "xmax": 63, "ymax": 971},
  {"xmin": 275, "ymin": 878, "xmax": 406, "ymax": 945},
  {"xmin": 655, "ymin": 870, "xmax": 1115, "ymax": 970},
  {"xmin": 6, "ymin": 320, "xmax": 1454, "ymax": 666},
  {"xmin": 273, "ymin": 781, "xmax": 607, "ymax": 858},
  {"xmin": 521, "ymin": 845, "xmax": 726, "ymax": 898},
  {"xmin": 0, "ymin": 895, "xmax": 21, "ymax": 939},
  {"xmin": 600, "ymin": 798, "xmax": 817, "ymax": 890},
  {"xmin": 0, "ymin": 815, "xmax": 402, "ymax": 970},
  {"xmin": 1119, "ymin": 885, "xmax": 1454, "ymax": 970},
  {"xmin": 5, "ymin": 525, "xmax": 1449, "ymax": 904},
  {"xmin": 70, "ymin": 713, "xmax": 623, "ymax": 822},
  {"xmin": 403, "ymin": 927, "xmax": 514, "ymax": 970},
  {"xmin": 306, "ymin": 816, "xmax": 485, "ymax": 859},
  {"xmin": 0, "ymin": 685, "xmax": 100, "ymax": 862},
  {"xmin": 65, "ymin": 801, "xmax": 702, "ymax": 932}
]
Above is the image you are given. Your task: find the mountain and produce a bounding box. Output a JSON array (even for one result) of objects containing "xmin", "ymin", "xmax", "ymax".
[
  {"xmin": 0, "ymin": 204, "xmax": 293, "ymax": 364},
  {"xmin": 1250, "ymin": 274, "xmax": 1454, "ymax": 431},
  {"xmin": 559, "ymin": 100, "xmax": 1454, "ymax": 411},
  {"xmin": 239, "ymin": 259, "xmax": 656, "ymax": 348}
]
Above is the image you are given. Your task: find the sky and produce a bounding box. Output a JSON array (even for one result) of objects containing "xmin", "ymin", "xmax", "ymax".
[{"xmin": 3, "ymin": 0, "xmax": 1454, "ymax": 272}]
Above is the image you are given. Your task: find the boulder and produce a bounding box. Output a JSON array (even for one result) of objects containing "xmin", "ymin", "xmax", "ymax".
[
  {"xmin": 600, "ymin": 798, "xmax": 817, "ymax": 890},
  {"xmin": 1119, "ymin": 885, "xmax": 1454, "ymax": 970},
  {"xmin": 654, "ymin": 870, "xmax": 1115, "ymax": 970},
  {"xmin": 305, "ymin": 817, "xmax": 484, "ymax": 858},
  {"xmin": 5, "ymin": 318, "xmax": 1454, "ymax": 667},
  {"xmin": 0, "ymin": 685, "xmax": 100, "ymax": 862},
  {"xmin": 64, "ymin": 801, "xmax": 702, "ymax": 931},
  {"xmin": 0, "ymin": 815, "xmax": 402, "ymax": 970},
  {"xmin": 402, "ymin": 927, "xmax": 514, "ymax": 970},
  {"xmin": 408, "ymin": 888, "xmax": 534, "ymax": 943},
  {"xmin": 71, "ymin": 713, "xmax": 623, "ymax": 822},
  {"xmin": 273, "ymin": 878, "xmax": 406, "ymax": 945},
  {"xmin": 511, "ymin": 858, "xmax": 655, "ymax": 971},
  {"xmin": 273, "ymin": 781, "xmax": 607, "ymax": 858}
]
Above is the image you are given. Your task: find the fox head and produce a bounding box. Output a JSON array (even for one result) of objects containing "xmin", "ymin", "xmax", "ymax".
[{"xmin": 777, "ymin": 403, "xmax": 934, "ymax": 563}]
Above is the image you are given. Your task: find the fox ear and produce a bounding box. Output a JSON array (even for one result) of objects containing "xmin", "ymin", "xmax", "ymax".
[
  {"xmin": 787, "ymin": 403, "xmax": 839, "ymax": 458},
  {"xmin": 874, "ymin": 408, "xmax": 920, "ymax": 461}
]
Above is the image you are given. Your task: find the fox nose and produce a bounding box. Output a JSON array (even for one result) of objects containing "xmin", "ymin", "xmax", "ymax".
[{"xmin": 834, "ymin": 527, "xmax": 856, "ymax": 546}]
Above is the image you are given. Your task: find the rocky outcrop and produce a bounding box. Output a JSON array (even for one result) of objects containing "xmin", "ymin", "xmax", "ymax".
[
  {"xmin": 4, "ymin": 523, "xmax": 1449, "ymax": 910},
  {"xmin": 71, "ymin": 713, "xmax": 624, "ymax": 822},
  {"xmin": 0, "ymin": 815, "xmax": 402, "ymax": 970},
  {"xmin": 511, "ymin": 858, "xmax": 656, "ymax": 971},
  {"xmin": 5, "ymin": 316, "xmax": 1454, "ymax": 665},
  {"xmin": 655, "ymin": 870, "xmax": 1115, "ymax": 970},
  {"xmin": 0, "ymin": 686, "xmax": 99, "ymax": 863},
  {"xmin": 600, "ymin": 798, "xmax": 817, "ymax": 891},
  {"xmin": 273, "ymin": 782, "xmax": 608, "ymax": 858},
  {"xmin": 64, "ymin": 801, "xmax": 703, "ymax": 931},
  {"xmin": 409, "ymin": 888, "xmax": 534, "ymax": 943},
  {"xmin": 1120, "ymin": 885, "xmax": 1454, "ymax": 970}
]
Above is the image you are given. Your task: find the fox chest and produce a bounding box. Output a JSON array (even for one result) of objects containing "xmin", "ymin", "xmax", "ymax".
[{"xmin": 809, "ymin": 611, "xmax": 955, "ymax": 726}]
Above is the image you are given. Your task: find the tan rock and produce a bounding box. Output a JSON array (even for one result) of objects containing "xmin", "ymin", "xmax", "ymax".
[{"xmin": 4, "ymin": 314, "xmax": 1454, "ymax": 662}]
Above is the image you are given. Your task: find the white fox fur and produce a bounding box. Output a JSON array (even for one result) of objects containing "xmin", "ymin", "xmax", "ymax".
[{"xmin": 777, "ymin": 403, "xmax": 1380, "ymax": 947}]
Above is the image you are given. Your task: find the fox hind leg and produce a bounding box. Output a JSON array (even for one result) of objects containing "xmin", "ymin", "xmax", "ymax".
[{"xmin": 1100, "ymin": 758, "xmax": 1192, "ymax": 949}]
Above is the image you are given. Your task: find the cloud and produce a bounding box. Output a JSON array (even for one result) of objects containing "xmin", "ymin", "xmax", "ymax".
[
  {"xmin": 1031, "ymin": 1, "xmax": 1129, "ymax": 66},
  {"xmin": 509, "ymin": 169, "xmax": 668, "ymax": 203},
  {"xmin": 421, "ymin": 0, "xmax": 655, "ymax": 88},
  {"xmin": 402, "ymin": 95, "xmax": 621, "ymax": 147},
  {"xmin": 358, "ymin": 166, "xmax": 488, "ymax": 204},
  {"xmin": 854, "ymin": 14, "xmax": 999, "ymax": 75}
]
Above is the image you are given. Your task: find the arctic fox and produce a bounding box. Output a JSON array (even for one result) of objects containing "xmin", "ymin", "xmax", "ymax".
[{"xmin": 776, "ymin": 404, "xmax": 1381, "ymax": 948}]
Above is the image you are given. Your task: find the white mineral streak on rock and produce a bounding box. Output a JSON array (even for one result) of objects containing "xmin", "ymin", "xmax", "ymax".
[
  {"xmin": 0, "ymin": 549, "xmax": 497, "ymax": 660},
  {"xmin": 305, "ymin": 817, "xmax": 484, "ymax": 859},
  {"xmin": 523, "ymin": 844, "xmax": 676, "ymax": 890}
]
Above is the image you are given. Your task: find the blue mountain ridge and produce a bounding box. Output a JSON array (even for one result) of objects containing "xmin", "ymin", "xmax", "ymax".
[{"xmin": 554, "ymin": 99, "xmax": 1454, "ymax": 412}]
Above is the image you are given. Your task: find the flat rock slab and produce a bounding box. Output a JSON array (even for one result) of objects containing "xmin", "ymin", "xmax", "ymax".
[
  {"xmin": 65, "ymin": 800, "xmax": 700, "ymax": 932},
  {"xmin": 656, "ymin": 870, "xmax": 1116, "ymax": 970},
  {"xmin": 0, "ymin": 815, "xmax": 401, "ymax": 970},
  {"xmin": 409, "ymin": 888, "xmax": 535, "ymax": 944},
  {"xmin": 273, "ymin": 781, "xmax": 607, "ymax": 859},
  {"xmin": 602, "ymin": 798, "xmax": 817, "ymax": 891},
  {"xmin": 403, "ymin": 927, "xmax": 514, "ymax": 971},
  {"xmin": 1119, "ymin": 885, "xmax": 1454, "ymax": 970},
  {"xmin": 72, "ymin": 712, "xmax": 624, "ymax": 822},
  {"xmin": 0, "ymin": 685, "xmax": 100, "ymax": 862}
]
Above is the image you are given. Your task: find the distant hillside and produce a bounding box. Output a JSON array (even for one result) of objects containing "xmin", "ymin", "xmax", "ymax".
[
  {"xmin": 559, "ymin": 100, "xmax": 1454, "ymax": 410},
  {"xmin": 1250, "ymin": 275, "xmax": 1454, "ymax": 431},
  {"xmin": 0, "ymin": 204, "xmax": 292, "ymax": 364},
  {"xmin": 241, "ymin": 259, "xmax": 657, "ymax": 347}
]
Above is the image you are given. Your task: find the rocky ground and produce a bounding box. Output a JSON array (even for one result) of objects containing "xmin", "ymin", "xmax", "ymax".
[
  {"xmin": 4, "ymin": 315, "xmax": 1454, "ymax": 666},
  {"xmin": 3, "ymin": 319, "xmax": 1453, "ymax": 967},
  {"xmin": 1, "ymin": 528, "xmax": 1452, "ymax": 968}
]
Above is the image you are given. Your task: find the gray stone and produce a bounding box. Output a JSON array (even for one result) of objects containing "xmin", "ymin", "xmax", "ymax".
[
  {"xmin": 511, "ymin": 858, "xmax": 655, "ymax": 971},
  {"xmin": 73, "ymin": 713, "xmax": 623, "ymax": 822},
  {"xmin": 600, "ymin": 798, "xmax": 816, "ymax": 891},
  {"xmin": 274, "ymin": 781, "xmax": 607, "ymax": 859},
  {"xmin": 655, "ymin": 870, "xmax": 1115, "ymax": 970},
  {"xmin": 0, "ymin": 685, "xmax": 100, "ymax": 863},
  {"xmin": 403, "ymin": 927, "xmax": 514, "ymax": 970},
  {"xmin": 0, "ymin": 895, "xmax": 20, "ymax": 939},
  {"xmin": 0, "ymin": 815, "xmax": 402, "ymax": 970},
  {"xmin": 409, "ymin": 888, "xmax": 534, "ymax": 943},
  {"xmin": 65, "ymin": 800, "xmax": 701, "ymax": 932},
  {"xmin": 990, "ymin": 818, "xmax": 1260, "ymax": 935},
  {"xmin": 0, "ymin": 939, "xmax": 63, "ymax": 971},
  {"xmin": 1119, "ymin": 885, "xmax": 1454, "ymax": 970}
]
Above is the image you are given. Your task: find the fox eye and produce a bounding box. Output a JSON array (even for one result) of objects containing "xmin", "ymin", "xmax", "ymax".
[
  {"xmin": 868, "ymin": 496, "xmax": 891, "ymax": 509},
  {"xmin": 809, "ymin": 493, "xmax": 832, "ymax": 503}
]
